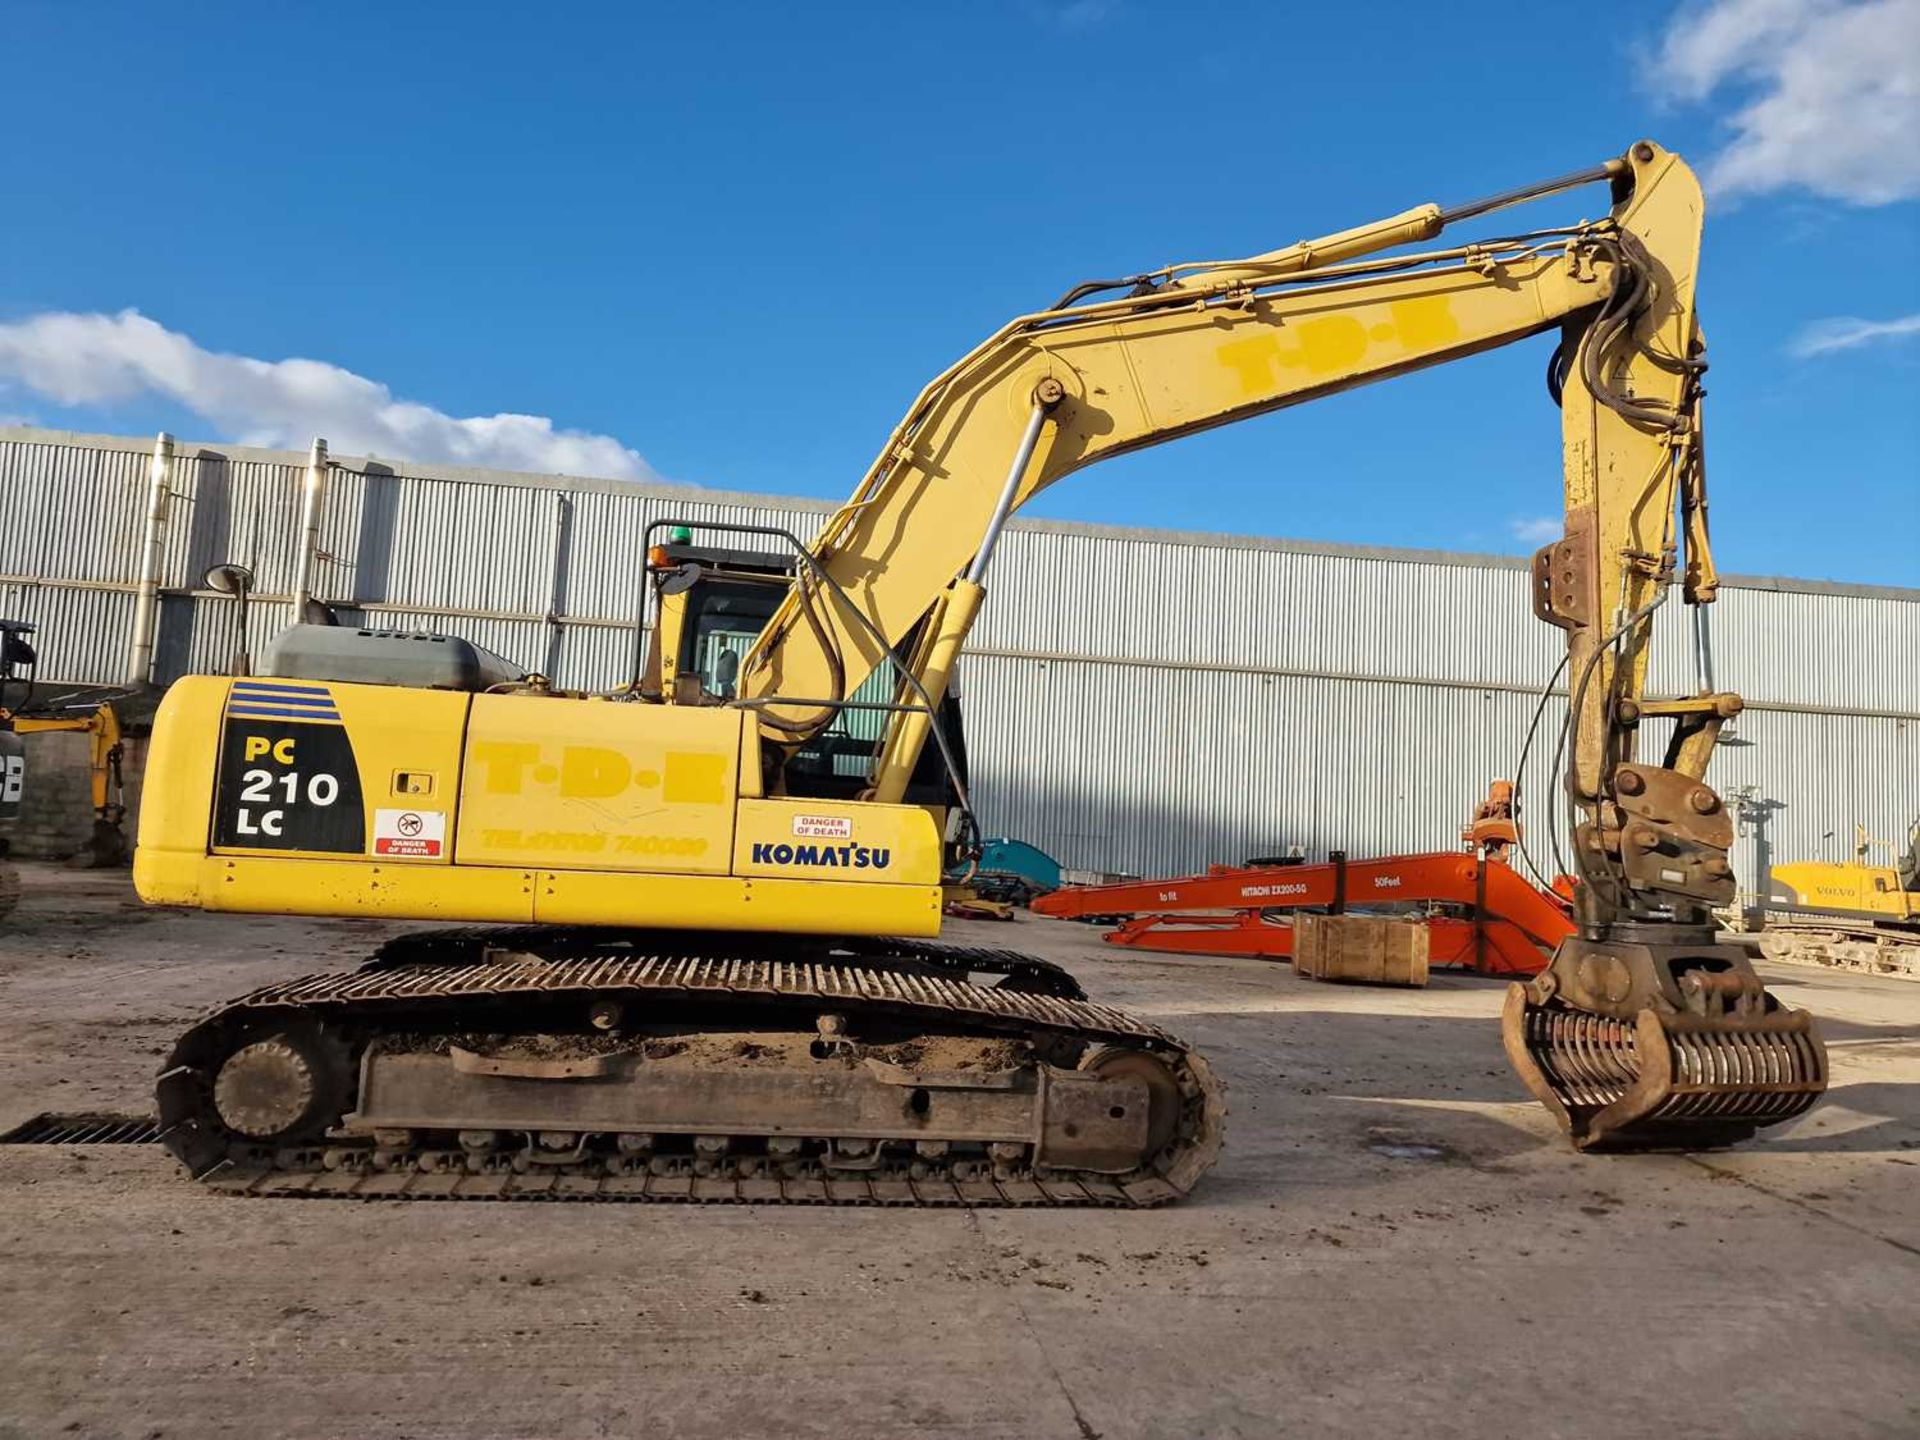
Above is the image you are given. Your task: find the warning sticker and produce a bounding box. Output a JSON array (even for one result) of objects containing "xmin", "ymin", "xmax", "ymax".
[
  {"xmin": 791, "ymin": 813, "xmax": 853, "ymax": 840},
  {"xmin": 373, "ymin": 808, "xmax": 446, "ymax": 858}
]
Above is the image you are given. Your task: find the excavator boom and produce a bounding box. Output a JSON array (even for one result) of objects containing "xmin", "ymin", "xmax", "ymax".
[
  {"xmin": 1033, "ymin": 850, "xmax": 1573, "ymax": 977},
  {"xmin": 744, "ymin": 148, "xmax": 1697, "ymax": 804}
]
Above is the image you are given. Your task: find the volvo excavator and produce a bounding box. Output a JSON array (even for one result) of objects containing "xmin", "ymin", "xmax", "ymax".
[{"xmin": 134, "ymin": 140, "xmax": 1825, "ymax": 1204}]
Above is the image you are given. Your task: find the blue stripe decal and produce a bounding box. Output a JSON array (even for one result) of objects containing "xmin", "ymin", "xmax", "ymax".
[
  {"xmin": 230, "ymin": 691, "xmax": 336, "ymax": 706},
  {"xmin": 232, "ymin": 691, "xmax": 334, "ymax": 706},
  {"xmin": 228, "ymin": 705, "xmax": 342, "ymax": 721}
]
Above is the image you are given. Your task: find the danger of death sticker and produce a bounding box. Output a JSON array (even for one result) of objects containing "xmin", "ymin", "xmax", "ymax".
[
  {"xmin": 373, "ymin": 807, "xmax": 446, "ymax": 857},
  {"xmin": 791, "ymin": 813, "xmax": 853, "ymax": 839}
]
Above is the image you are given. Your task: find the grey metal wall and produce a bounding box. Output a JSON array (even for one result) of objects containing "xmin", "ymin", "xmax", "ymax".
[{"xmin": 4, "ymin": 424, "xmax": 1915, "ymax": 895}]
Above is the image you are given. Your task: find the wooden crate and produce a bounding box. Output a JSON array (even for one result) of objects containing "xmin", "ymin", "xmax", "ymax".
[{"xmin": 1294, "ymin": 913, "xmax": 1430, "ymax": 987}]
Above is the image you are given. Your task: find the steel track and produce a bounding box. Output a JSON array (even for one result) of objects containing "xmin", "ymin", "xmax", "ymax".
[
  {"xmin": 159, "ymin": 934, "xmax": 1226, "ymax": 1208},
  {"xmin": 364, "ymin": 927, "xmax": 1091, "ymax": 997}
]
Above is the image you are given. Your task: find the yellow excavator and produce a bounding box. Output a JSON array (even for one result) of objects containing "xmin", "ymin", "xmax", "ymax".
[
  {"xmin": 0, "ymin": 620, "xmax": 130, "ymax": 900},
  {"xmin": 135, "ymin": 140, "xmax": 1825, "ymax": 1204},
  {"xmin": 1768, "ymin": 823, "xmax": 1920, "ymax": 937}
]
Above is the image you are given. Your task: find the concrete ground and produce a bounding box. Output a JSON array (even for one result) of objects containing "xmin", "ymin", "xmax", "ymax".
[{"xmin": 1, "ymin": 864, "xmax": 1915, "ymax": 1440}]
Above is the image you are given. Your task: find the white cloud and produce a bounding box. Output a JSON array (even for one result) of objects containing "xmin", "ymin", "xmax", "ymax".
[
  {"xmin": 1655, "ymin": 0, "xmax": 1920, "ymax": 204},
  {"xmin": 0, "ymin": 309, "xmax": 658, "ymax": 480},
  {"xmin": 1788, "ymin": 312, "xmax": 1920, "ymax": 355},
  {"xmin": 1509, "ymin": 517, "xmax": 1563, "ymax": 544}
]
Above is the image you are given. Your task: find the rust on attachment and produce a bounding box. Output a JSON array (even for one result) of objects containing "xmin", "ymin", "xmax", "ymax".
[{"xmin": 1606, "ymin": 763, "xmax": 1737, "ymax": 907}]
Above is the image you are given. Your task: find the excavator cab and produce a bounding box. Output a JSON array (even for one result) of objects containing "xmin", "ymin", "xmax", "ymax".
[
  {"xmin": 641, "ymin": 525, "xmax": 969, "ymax": 811},
  {"xmin": 641, "ymin": 529, "xmax": 792, "ymax": 706},
  {"xmin": 0, "ymin": 619, "xmax": 39, "ymax": 711},
  {"xmin": 0, "ymin": 624, "xmax": 29, "ymax": 860}
]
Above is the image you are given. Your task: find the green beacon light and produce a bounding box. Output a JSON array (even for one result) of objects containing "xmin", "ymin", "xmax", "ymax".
[{"xmin": 648, "ymin": 526, "xmax": 695, "ymax": 569}]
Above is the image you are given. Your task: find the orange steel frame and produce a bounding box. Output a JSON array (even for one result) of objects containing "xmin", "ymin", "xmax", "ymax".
[{"xmin": 1031, "ymin": 851, "xmax": 1575, "ymax": 977}]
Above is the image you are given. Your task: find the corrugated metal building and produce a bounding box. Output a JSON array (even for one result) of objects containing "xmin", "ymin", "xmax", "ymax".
[{"xmin": 4, "ymin": 424, "xmax": 1915, "ymax": 896}]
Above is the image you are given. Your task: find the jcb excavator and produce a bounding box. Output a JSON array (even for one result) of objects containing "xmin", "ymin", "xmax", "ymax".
[
  {"xmin": 0, "ymin": 620, "xmax": 130, "ymax": 920},
  {"xmin": 136, "ymin": 140, "xmax": 1825, "ymax": 1204}
]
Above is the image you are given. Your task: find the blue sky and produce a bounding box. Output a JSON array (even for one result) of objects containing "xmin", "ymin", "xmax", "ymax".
[{"xmin": 1, "ymin": 1, "xmax": 1915, "ymax": 585}]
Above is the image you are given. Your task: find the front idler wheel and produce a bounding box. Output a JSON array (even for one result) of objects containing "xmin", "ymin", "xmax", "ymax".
[{"xmin": 206, "ymin": 1024, "xmax": 353, "ymax": 1147}]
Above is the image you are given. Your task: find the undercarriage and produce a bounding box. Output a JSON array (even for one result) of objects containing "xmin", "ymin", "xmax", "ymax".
[{"xmin": 157, "ymin": 930, "xmax": 1225, "ymax": 1206}]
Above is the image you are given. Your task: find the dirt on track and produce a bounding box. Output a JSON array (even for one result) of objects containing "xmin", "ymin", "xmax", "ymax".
[{"xmin": 3, "ymin": 865, "xmax": 1918, "ymax": 1440}]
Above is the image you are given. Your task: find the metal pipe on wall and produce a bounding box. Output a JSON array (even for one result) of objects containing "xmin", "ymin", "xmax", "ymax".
[
  {"xmin": 124, "ymin": 431, "xmax": 175, "ymax": 687},
  {"xmin": 290, "ymin": 438, "xmax": 329, "ymax": 623}
]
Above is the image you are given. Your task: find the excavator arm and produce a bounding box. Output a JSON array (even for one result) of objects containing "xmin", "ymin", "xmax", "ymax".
[{"xmin": 734, "ymin": 140, "xmax": 1824, "ymax": 1151}]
